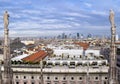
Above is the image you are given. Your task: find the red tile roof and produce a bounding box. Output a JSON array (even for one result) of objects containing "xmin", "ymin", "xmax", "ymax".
[
  {"xmin": 74, "ymin": 42, "xmax": 89, "ymax": 50},
  {"xmin": 22, "ymin": 50, "xmax": 48, "ymax": 62},
  {"xmin": 115, "ymin": 42, "xmax": 120, "ymax": 45}
]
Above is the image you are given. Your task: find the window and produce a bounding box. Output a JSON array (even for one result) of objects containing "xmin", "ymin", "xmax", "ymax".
[
  {"xmin": 24, "ymin": 82, "xmax": 27, "ymax": 84},
  {"xmin": 24, "ymin": 76, "xmax": 26, "ymax": 79},
  {"xmin": 63, "ymin": 77, "xmax": 66, "ymax": 80},
  {"xmin": 31, "ymin": 82, "xmax": 34, "ymax": 84},
  {"xmin": 31, "ymin": 76, "xmax": 34, "ymax": 79},
  {"xmin": 54, "ymin": 83, "xmax": 58, "ymax": 84},
  {"xmin": 104, "ymin": 81, "xmax": 106, "ymax": 84},
  {"xmin": 95, "ymin": 77, "xmax": 98, "ymax": 80},
  {"xmin": 55, "ymin": 77, "xmax": 58, "ymax": 80},
  {"xmin": 79, "ymin": 77, "xmax": 82, "ymax": 80},
  {"xmin": 94, "ymin": 82, "xmax": 99, "ymax": 84},
  {"xmin": 80, "ymin": 55, "xmax": 82, "ymax": 58},
  {"xmin": 16, "ymin": 82, "xmax": 19, "ymax": 84},
  {"xmin": 105, "ymin": 77, "xmax": 107, "ymax": 79},
  {"xmin": 16, "ymin": 76, "xmax": 18, "ymax": 79},
  {"xmin": 71, "ymin": 77, "xmax": 74, "ymax": 80},
  {"xmin": 47, "ymin": 77, "xmax": 50, "ymax": 80}
]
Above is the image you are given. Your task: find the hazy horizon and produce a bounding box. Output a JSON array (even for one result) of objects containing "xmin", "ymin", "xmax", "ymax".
[{"xmin": 0, "ymin": 0, "xmax": 120, "ymax": 37}]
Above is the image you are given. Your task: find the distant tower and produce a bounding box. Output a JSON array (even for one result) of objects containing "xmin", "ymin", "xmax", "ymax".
[
  {"xmin": 77, "ymin": 33, "xmax": 79, "ymax": 39},
  {"xmin": 3, "ymin": 11, "xmax": 12, "ymax": 84},
  {"xmin": 109, "ymin": 9, "xmax": 118, "ymax": 84},
  {"xmin": 116, "ymin": 34, "xmax": 119, "ymax": 41},
  {"xmin": 62, "ymin": 33, "xmax": 65, "ymax": 39},
  {"xmin": 80, "ymin": 34, "xmax": 83, "ymax": 40}
]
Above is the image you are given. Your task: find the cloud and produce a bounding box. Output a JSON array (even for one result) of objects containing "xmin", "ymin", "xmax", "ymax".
[
  {"xmin": 83, "ymin": 25, "xmax": 109, "ymax": 30},
  {"xmin": 0, "ymin": 15, "xmax": 3, "ymax": 20},
  {"xmin": 91, "ymin": 10, "xmax": 108, "ymax": 16},
  {"xmin": 39, "ymin": 19, "xmax": 61, "ymax": 23},
  {"xmin": 9, "ymin": 12, "xmax": 21, "ymax": 18},
  {"xmin": 0, "ymin": 0, "xmax": 11, "ymax": 2},
  {"xmin": 62, "ymin": 12, "xmax": 91, "ymax": 18},
  {"xmin": 0, "ymin": 6, "xmax": 21, "ymax": 10},
  {"xmin": 9, "ymin": 30, "xmax": 40, "ymax": 37},
  {"xmin": 14, "ymin": 0, "xmax": 32, "ymax": 5},
  {"xmin": 84, "ymin": 3, "xmax": 92, "ymax": 8},
  {"xmin": 21, "ymin": 10, "xmax": 41, "ymax": 15},
  {"xmin": 9, "ymin": 30, "xmax": 71, "ymax": 37},
  {"xmin": 0, "ymin": 0, "xmax": 119, "ymax": 37},
  {"xmin": 10, "ymin": 21, "xmax": 73, "ymax": 30},
  {"xmin": 64, "ymin": 17, "xmax": 75, "ymax": 20}
]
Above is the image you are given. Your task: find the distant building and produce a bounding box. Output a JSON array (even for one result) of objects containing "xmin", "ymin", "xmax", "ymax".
[
  {"xmin": 3, "ymin": 39, "xmax": 120, "ymax": 84},
  {"xmin": 2, "ymin": 42, "xmax": 109, "ymax": 84},
  {"xmin": 21, "ymin": 41, "xmax": 35, "ymax": 45},
  {"xmin": 10, "ymin": 58, "xmax": 109, "ymax": 84},
  {"xmin": 116, "ymin": 34, "xmax": 119, "ymax": 41}
]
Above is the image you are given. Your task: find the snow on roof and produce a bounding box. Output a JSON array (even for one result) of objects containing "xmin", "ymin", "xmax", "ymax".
[{"xmin": 11, "ymin": 54, "xmax": 29, "ymax": 61}]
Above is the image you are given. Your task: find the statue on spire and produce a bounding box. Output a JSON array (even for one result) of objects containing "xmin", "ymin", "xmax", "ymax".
[
  {"xmin": 109, "ymin": 9, "xmax": 115, "ymax": 27},
  {"xmin": 3, "ymin": 11, "xmax": 9, "ymax": 28}
]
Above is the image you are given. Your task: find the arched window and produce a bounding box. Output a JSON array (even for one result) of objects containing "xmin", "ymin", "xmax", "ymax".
[
  {"xmin": 24, "ymin": 76, "xmax": 26, "ymax": 79},
  {"xmin": 31, "ymin": 76, "xmax": 34, "ymax": 79},
  {"xmin": 71, "ymin": 77, "xmax": 74, "ymax": 80},
  {"xmin": 47, "ymin": 77, "xmax": 50, "ymax": 80},
  {"xmin": 55, "ymin": 77, "xmax": 58, "ymax": 80},
  {"xmin": 63, "ymin": 77, "xmax": 66, "ymax": 80},
  {"xmin": 16, "ymin": 76, "xmax": 18, "ymax": 79},
  {"xmin": 79, "ymin": 77, "xmax": 82, "ymax": 80}
]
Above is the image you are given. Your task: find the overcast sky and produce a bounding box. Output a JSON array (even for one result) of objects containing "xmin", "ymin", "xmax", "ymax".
[{"xmin": 0, "ymin": 0, "xmax": 120, "ymax": 37}]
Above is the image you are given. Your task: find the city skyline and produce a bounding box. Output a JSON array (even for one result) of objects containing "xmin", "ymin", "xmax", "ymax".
[{"xmin": 0, "ymin": 0, "xmax": 120, "ymax": 37}]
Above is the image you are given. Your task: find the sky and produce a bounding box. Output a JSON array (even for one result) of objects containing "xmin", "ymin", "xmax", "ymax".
[{"xmin": 0, "ymin": 0, "xmax": 120, "ymax": 37}]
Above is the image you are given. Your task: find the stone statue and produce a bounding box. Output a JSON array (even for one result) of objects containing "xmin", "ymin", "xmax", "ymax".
[
  {"xmin": 109, "ymin": 9, "xmax": 115, "ymax": 27},
  {"xmin": 3, "ymin": 11, "xmax": 9, "ymax": 28}
]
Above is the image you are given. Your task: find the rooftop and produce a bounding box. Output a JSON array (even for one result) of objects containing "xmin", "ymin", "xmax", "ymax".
[{"xmin": 22, "ymin": 50, "xmax": 48, "ymax": 63}]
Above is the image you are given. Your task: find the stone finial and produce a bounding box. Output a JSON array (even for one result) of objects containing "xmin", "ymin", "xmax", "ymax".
[
  {"xmin": 3, "ymin": 11, "xmax": 9, "ymax": 28},
  {"xmin": 109, "ymin": 9, "xmax": 115, "ymax": 27}
]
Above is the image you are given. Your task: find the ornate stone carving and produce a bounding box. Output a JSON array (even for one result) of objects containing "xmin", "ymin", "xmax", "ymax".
[
  {"xmin": 109, "ymin": 9, "xmax": 115, "ymax": 27},
  {"xmin": 3, "ymin": 11, "xmax": 9, "ymax": 28}
]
